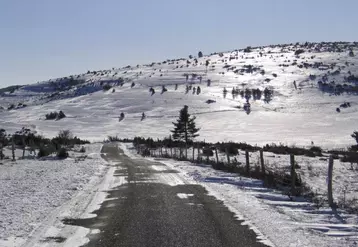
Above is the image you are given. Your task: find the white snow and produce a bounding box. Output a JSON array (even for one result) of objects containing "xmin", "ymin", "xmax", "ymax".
[
  {"xmin": 176, "ymin": 193, "xmax": 194, "ymax": 199},
  {"xmin": 1, "ymin": 42, "xmax": 358, "ymax": 246},
  {"xmin": 1, "ymin": 43, "xmax": 357, "ymax": 149},
  {"xmin": 0, "ymin": 144, "xmax": 113, "ymax": 247}
]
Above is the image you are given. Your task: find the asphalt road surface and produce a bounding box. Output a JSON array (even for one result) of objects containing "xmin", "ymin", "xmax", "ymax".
[{"xmin": 64, "ymin": 143, "xmax": 268, "ymax": 247}]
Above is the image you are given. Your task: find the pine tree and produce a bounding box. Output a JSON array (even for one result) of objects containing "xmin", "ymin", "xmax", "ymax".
[{"xmin": 171, "ymin": 105, "xmax": 200, "ymax": 145}]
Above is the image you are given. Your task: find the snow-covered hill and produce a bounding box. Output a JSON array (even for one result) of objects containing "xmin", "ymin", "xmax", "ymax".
[{"xmin": 1, "ymin": 42, "xmax": 358, "ymax": 149}]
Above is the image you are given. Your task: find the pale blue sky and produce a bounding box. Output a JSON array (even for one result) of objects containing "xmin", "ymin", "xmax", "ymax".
[{"xmin": 1, "ymin": 0, "xmax": 357, "ymax": 87}]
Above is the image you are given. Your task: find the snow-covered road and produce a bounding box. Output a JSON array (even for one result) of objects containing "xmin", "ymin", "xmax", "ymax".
[{"xmin": 120, "ymin": 143, "xmax": 358, "ymax": 247}]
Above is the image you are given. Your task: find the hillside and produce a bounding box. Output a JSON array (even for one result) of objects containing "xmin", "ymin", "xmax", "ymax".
[{"xmin": 1, "ymin": 41, "xmax": 358, "ymax": 149}]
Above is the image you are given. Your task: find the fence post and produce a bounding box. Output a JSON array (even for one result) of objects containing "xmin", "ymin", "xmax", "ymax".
[
  {"xmin": 12, "ymin": 136, "xmax": 15, "ymax": 161},
  {"xmin": 225, "ymin": 148, "xmax": 230, "ymax": 164},
  {"xmin": 22, "ymin": 136, "xmax": 26, "ymax": 158},
  {"xmin": 215, "ymin": 147, "xmax": 219, "ymax": 164},
  {"xmin": 197, "ymin": 147, "xmax": 201, "ymax": 162},
  {"xmin": 290, "ymin": 154, "xmax": 296, "ymax": 196},
  {"xmin": 170, "ymin": 147, "xmax": 173, "ymax": 158},
  {"xmin": 0, "ymin": 143, "xmax": 3, "ymax": 160},
  {"xmin": 260, "ymin": 150, "xmax": 265, "ymax": 175},
  {"xmin": 192, "ymin": 145, "xmax": 195, "ymax": 162},
  {"xmin": 328, "ymin": 155, "xmax": 334, "ymax": 208},
  {"xmin": 245, "ymin": 150, "xmax": 250, "ymax": 175}
]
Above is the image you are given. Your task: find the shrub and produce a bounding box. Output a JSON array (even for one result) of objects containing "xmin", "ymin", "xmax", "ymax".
[
  {"xmin": 263, "ymin": 143, "xmax": 318, "ymax": 157},
  {"xmin": 107, "ymin": 135, "xmax": 120, "ymax": 142},
  {"xmin": 309, "ymin": 146, "xmax": 322, "ymax": 155},
  {"xmin": 46, "ymin": 111, "xmax": 66, "ymax": 120},
  {"xmin": 57, "ymin": 111, "xmax": 66, "ymax": 119},
  {"xmin": 349, "ymin": 145, "xmax": 358, "ymax": 152},
  {"xmin": 79, "ymin": 146, "xmax": 86, "ymax": 153},
  {"xmin": 45, "ymin": 112, "xmax": 58, "ymax": 120},
  {"xmin": 244, "ymin": 46, "xmax": 252, "ymax": 53},
  {"xmin": 103, "ymin": 84, "xmax": 112, "ymax": 91},
  {"xmin": 202, "ymin": 147, "xmax": 214, "ymax": 156},
  {"xmin": 38, "ymin": 145, "xmax": 53, "ymax": 158},
  {"xmin": 295, "ymin": 49, "xmax": 305, "ymax": 56},
  {"xmin": 57, "ymin": 148, "xmax": 69, "ymax": 159},
  {"xmin": 218, "ymin": 143, "xmax": 239, "ymax": 155}
]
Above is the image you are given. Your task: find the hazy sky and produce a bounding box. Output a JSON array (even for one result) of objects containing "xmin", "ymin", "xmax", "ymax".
[{"xmin": 1, "ymin": 0, "xmax": 357, "ymax": 87}]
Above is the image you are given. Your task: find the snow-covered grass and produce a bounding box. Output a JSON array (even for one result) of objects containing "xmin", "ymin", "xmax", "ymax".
[
  {"xmin": 1, "ymin": 42, "xmax": 357, "ymax": 149},
  {"xmin": 1, "ymin": 41, "xmax": 358, "ymax": 246},
  {"xmin": 0, "ymin": 144, "xmax": 110, "ymax": 247},
  {"xmin": 121, "ymin": 143, "xmax": 358, "ymax": 247}
]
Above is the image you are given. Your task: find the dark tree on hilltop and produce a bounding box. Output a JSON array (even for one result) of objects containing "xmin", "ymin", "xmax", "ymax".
[
  {"xmin": 205, "ymin": 60, "xmax": 210, "ymax": 73},
  {"xmin": 171, "ymin": 105, "xmax": 200, "ymax": 145},
  {"xmin": 198, "ymin": 51, "xmax": 203, "ymax": 58}
]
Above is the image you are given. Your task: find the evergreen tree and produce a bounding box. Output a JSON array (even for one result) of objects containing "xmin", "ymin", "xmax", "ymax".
[
  {"xmin": 205, "ymin": 60, "xmax": 210, "ymax": 73},
  {"xmin": 198, "ymin": 51, "xmax": 203, "ymax": 58},
  {"xmin": 171, "ymin": 105, "xmax": 200, "ymax": 145}
]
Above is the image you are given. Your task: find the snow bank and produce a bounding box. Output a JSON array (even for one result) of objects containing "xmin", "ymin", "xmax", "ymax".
[{"xmin": 0, "ymin": 144, "xmax": 109, "ymax": 247}]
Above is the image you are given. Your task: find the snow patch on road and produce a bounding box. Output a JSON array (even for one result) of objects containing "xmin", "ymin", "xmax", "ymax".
[{"xmin": 177, "ymin": 193, "xmax": 194, "ymax": 199}]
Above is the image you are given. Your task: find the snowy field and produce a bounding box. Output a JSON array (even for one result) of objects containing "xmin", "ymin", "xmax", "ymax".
[
  {"xmin": 121, "ymin": 143, "xmax": 358, "ymax": 247},
  {"xmin": 0, "ymin": 144, "xmax": 111, "ymax": 247},
  {"xmin": 1, "ymin": 42, "xmax": 358, "ymax": 246},
  {"xmin": 0, "ymin": 42, "xmax": 358, "ymax": 149}
]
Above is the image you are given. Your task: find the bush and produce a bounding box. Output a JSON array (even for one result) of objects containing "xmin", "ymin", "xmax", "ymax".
[
  {"xmin": 341, "ymin": 152, "xmax": 358, "ymax": 164},
  {"xmin": 309, "ymin": 146, "xmax": 322, "ymax": 155},
  {"xmin": 45, "ymin": 111, "xmax": 66, "ymax": 120},
  {"xmin": 244, "ymin": 46, "xmax": 252, "ymax": 53},
  {"xmin": 45, "ymin": 112, "xmax": 58, "ymax": 120},
  {"xmin": 58, "ymin": 111, "xmax": 66, "ymax": 119},
  {"xmin": 218, "ymin": 143, "xmax": 239, "ymax": 155},
  {"xmin": 103, "ymin": 84, "xmax": 112, "ymax": 91},
  {"xmin": 57, "ymin": 148, "xmax": 69, "ymax": 159},
  {"xmin": 107, "ymin": 135, "xmax": 120, "ymax": 142},
  {"xmin": 295, "ymin": 49, "xmax": 305, "ymax": 56},
  {"xmin": 349, "ymin": 145, "xmax": 358, "ymax": 152},
  {"xmin": 38, "ymin": 145, "xmax": 52, "ymax": 158},
  {"xmin": 263, "ymin": 143, "xmax": 318, "ymax": 157},
  {"xmin": 202, "ymin": 147, "xmax": 214, "ymax": 156},
  {"xmin": 79, "ymin": 146, "xmax": 86, "ymax": 153}
]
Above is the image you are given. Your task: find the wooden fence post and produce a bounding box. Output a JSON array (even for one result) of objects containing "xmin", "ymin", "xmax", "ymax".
[
  {"xmin": 245, "ymin": 150, "xmax": 250, "ymax": 175},
  {"xmin": 0, "ymin": 143, "xmax": 3, "ymax": 160},
  {"xmin": 12, "ymin": 136, "xmax": 15, "ymax": 161},
  {"xmin": 290, "ymin": 154, "xmax": 296, "ymax": 196},
  {"xmin": 328, "ymin": 155, "xmax": 334, "ymax": 208},
  {"xmin": 260, "ymin": 150, "xmax": 265, "ymax": 175},
  {"xmin": 192, "ymin": 145, "xmax": 195, "ymax": 162},
  {"xmin": 22, "ymin": 136, "xmax": 26, "ymax": 158},
  {"xmin": 170, "ymin": 147, "xmax": 173, "ymax": 158},
  {"xmin": 215, "ymin": 148, "xmax": 219, "ymax": 164},
  {"xmin": 225, "ymin": 148, "xmax": 230, "ymax": 164}
]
